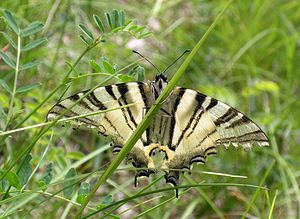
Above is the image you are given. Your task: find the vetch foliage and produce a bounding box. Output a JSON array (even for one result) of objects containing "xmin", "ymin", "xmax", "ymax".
[{"xmin": 79, "ymin": 9, "xmax": 152, "ymax": 46}]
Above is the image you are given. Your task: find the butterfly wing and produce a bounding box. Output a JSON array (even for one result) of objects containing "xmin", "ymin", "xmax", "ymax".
[
  {"xmin": 159, "ymin": 87, "xmax": 269, "ymax": 185},
  {"xmin": 48, "ymin": 82, "xmax": 269, "ymax": 187},
  {"xmin": 47, "ymin": 82, "xmax": 155, "ymax": 174}
]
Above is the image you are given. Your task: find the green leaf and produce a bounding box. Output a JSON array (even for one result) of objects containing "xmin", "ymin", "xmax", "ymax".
[
  {"xmin": 128, "ymin": 65, "xmax": 145, "ymax": 81},
  {"xmin": 6, "ymin": 170, "xmax": 21, "ymax": 189},
  {"xmin": 105, "ymin": 12, "xmax": 112, "ymax": 29},
  {"xmin": 41, "ymin": 162, "xmax": 53, "ymax": 186},
  {"xmin": 242, "ymin": 80, "xmax": 280, "ymax": 97},
  {"xmin": 111, "ymin": 26, "xmax": 123, "ymax": 33},
  {"xmin": 102, "ymin": 60, "xmax": 115, "ymax": 74},
  {"xmin": 0, "ymin": 107, "xmax": 7, "ymax": 123},
  {"xmin": 93, "ymin": 15, "xmax": 105, "ymax": 33},
  {"xmin": 3, "ymin": 10, "xmax": 19, "ymax": 34},
  {"xmin": 128, "ymin": 25, "xmax": 138, "ymax": 31},
  {"xmin": 1, "ymin": 32, "xmax": 17, "ymax": 49},
  {"xmin": 119, "ymin": 10, "xmax": 125, "ymax": 26},
  {"xmin": 128, "ymin": 67, "xmax": 135, "ymax": 76},
  {"xmin": 122, "ymin": 19, "xmax": 152, "ymax": 39},
  {"xmin": 117, "ymin": 74, "xmax": 132, "ymax": 83},
  {"xmin": 90, "ymin": 59, "xmax": 102, "ymax": 72},
  {"xmin": 79, "ymin": 24, "xmax": 94, "ymax": 40},
  {"xmin": 102, "ymin": 195, "xmax": 113, "ymax": 205},
  {"xmin": 16, "ymin": 82, "xmax": 41, "ymax": 94},
  {"xmin": 20, "ymin": 21, "xmax": 44, "ymax": 37},
  {"xmin": 0, "ymin": 79, "xmax": 12, "ymax": 93},
  {"xmin": 36, "ymin": 180, "xmax": 46, "ymax": 189},
  {"xmin": 77, "ymin": 182, "xmax": 90, "ymax": 204},
  {"xmin": 97, "ymin": 195, "xmax": 113, "ymax": 209},
  {"xmin": 22, "ymin": 38, "xmax": 47, "ymax": 52},
  {"xmin": 137, "ymin": 68, "xmax": 145, "ymax": 81},
  {"xmin": 111, "ymin": 9, "xmax": 119, "ymax": 29},
  {"xmin": 96, "ymin": 195, "xmax": 119, "ymax": 218},
  {"xmin": 0, "ymin": 177, "xmax": 8, "ymax": 192},
  {"xmin": 0, "ymin": 50, "xmax": 16, "ymax": 69},
  {"xmin": 133, "ymin": 26, "xmax": 146, "ymax": 34},
  {"xmin": 255, "ymin": 80, "xmax": 279, "ymax": 94},
  {"xmin": 66, "ymin": 151, "xmax": 85, "ymax": 160},
  {"xmin": 18, "ymin": 154, "xmax": 32, "ymax": 186},
  {"xmin": 20, "ymin": 60, "xmax": 41, "ymax": 71},
  {"xmin": 79, "ymin": 35, "xmax": 91, "ymax": 46},
  {"xmin": 137, "ymin": 31, "xmax": 152, "ymax": 39},
  {"xmin": 63, "ymin": 168, "xmax": 77, "ymax": 199},
  {"xmin": 98, "ymin": 57, "xmax": 115, "ymax": 73},
  {"xmin": 123, "ymin": 20, "xmax": 134, "ymax": 29}
]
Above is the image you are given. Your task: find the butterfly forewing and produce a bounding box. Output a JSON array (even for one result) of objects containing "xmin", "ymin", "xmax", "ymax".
[{"xmin": 48, "ymin": 82, "xmax": 155, "ymax": 167}]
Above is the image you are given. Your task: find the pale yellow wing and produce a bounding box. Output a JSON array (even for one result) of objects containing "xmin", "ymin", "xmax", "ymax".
[
  {"xmin": 159, "ymin": 87, "xmax": 268, "ymax": 185},
  {"xmin": 48, "ymin": 82, "xmax": 154, "ymax": 173}
]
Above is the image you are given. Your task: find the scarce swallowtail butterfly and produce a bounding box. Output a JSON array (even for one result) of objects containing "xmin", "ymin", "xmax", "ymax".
[{"xmin": 47, "ymin": 54, "xmax": 269, "ymax": 196}]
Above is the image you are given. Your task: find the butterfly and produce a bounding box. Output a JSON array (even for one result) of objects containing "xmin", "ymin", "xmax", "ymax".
[{"xmin": 47, "ymin": 55, "xmax": 269, "ymax": 197}]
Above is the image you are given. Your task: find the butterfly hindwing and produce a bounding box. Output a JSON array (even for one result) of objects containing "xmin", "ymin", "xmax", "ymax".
[{"xmin": 160, "ymin": 87, "xmax": 268, "ymax": 185}]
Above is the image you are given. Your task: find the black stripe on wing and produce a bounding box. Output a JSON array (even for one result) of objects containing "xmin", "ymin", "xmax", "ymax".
[
  {"xmin": 137, "ymin": 82, "xmax": 151, "ymax": 145},
  {"xmin": 69, "ymin": 94, "xmax": 94, "ymax": 111},
  {"xmin": 206, "ymin": 98, "xmax": 218, "ymax": 111},
  {"xmin": 186, "ymin": 94, "xmax": 208, "ymax": 138},
  {"xmin": 168, "ymin": 88, "xmax": 186, "ymax": 149},
  {"xmin": 197, "ymin": 129, "xmax": 218, "ymax": 146},
  {"xmin": 214, "ymin": 108, "xmax": 238, "ymax": 126},
  {"xmin": 85, "ymin": 91, "xmax": 107, "ymax": 110},
  {"xmin": 216, "ymin": 130, "xmax": 268, "ymax": 144},
  {"xmin": 54, "ymin": 104, "xmax": 97, "ymax": 126},
  {"xmin": 225, "ymin": 115, "xmax": 250, "ymax": 129},
  {"xmin": 50, "ymin": 92, "xmax": 126, "ymax": 140},
  {"xmin": 117, "ymin": 83, "xmax": 138, "ymax": 127},
  {"xmin": 105, "ymin": 84, "xmax": 135, "ymax": 131},
  {"xmin": 176, "ymin": 92, "xmax": 206, "ymax": 146},
  {"xmin": 119, "ymin": 83, "xmax": 149, "ymax": 146}
]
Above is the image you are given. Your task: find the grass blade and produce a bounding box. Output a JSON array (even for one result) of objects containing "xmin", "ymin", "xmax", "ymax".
[{"xmin": 268, "ymin": 190, "xmax": 278, "ymax": 219}]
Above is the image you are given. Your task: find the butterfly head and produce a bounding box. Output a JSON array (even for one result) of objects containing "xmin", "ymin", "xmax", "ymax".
[{"xmin": 152, "ymin": 73, "xmax": 168, "ymax": 99}]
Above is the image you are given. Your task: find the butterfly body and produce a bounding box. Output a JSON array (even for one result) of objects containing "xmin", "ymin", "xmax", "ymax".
[{"xmin": 48, "ymin": 73, "xmax": 269, "ymax": 189}]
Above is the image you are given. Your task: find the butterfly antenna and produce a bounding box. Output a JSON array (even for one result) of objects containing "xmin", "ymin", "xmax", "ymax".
[
  {"xmin": 132, "ymin": 50, "xmax": 161, "ymax": 74},
  {"xmin": 162, "ymin": 49, "xmax": 190, "ymax": 74}
]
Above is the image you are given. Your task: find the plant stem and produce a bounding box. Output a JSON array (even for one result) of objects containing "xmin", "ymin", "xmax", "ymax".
[{"xmin": 6, "ymin": 35, "xmax": 21, "ymax": 129}]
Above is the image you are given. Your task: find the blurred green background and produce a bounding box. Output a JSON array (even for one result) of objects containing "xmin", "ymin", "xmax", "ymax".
[{"xmin": 0, "ymin": 0, "xmax": 299, "ymax": 218}]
